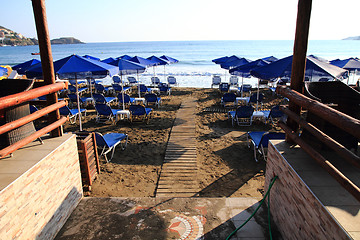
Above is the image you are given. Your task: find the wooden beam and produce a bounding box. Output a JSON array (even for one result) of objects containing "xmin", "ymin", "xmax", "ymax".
[
  {"xmin": 277, "ymin": 86, "xmax": 360, "ymax": 139},
  {"xmin": 0, "ymin": 116, "xmax": 68, "ymax": 159},
  {"xmin": 279, "ymin": 122, "xmax": 360, "ymax": 202},
  {"xmin": 280, "ymin": 106, "xmax": 360, "ymax": 169},
  {"xmin": 31, "ymin": 0, "xmax": 61, "ymax": 137},
  {"xmin": 0, "ymin": 101, "xmax": 67, "ymax": 136},
  {"xmin": 0, "ymin": 82, "xmax": 67, "ymax": 110},
  {"xmin": 287, "ymin": 0, "xmax": 313, "ymax": 138}
]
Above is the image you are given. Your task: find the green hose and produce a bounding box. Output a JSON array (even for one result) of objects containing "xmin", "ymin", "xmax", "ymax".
[{"xmin": 226, "ymin": 176, "xmax": 278, "ymax": 240}]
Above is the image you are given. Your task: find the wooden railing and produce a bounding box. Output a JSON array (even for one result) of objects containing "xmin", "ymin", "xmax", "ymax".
[
  {"xmin": 0, "ymin": 81, "xmax": 68, "ymax": 159},
  {"xmin": 276, "ymin": 85, "xmax": 360, "ymax": 202}
]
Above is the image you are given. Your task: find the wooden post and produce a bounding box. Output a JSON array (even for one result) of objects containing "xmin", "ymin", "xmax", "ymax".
[
  {"xmin": 31, "ymin": 0, "xmax": 62, "ymax": 137},
  {"xmin": 287, "ymin": 0, "xmax": 312, "ymax": 141}
]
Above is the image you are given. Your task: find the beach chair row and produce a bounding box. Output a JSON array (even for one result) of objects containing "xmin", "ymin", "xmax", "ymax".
[{"xmin": 66, "ymin": 92, "xmax": 161, "ymax": 109}]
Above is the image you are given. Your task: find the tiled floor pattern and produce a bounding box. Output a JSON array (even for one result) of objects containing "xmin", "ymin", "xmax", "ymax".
[{"xmin": 55, "ymin": 197, "xmax": 268, "ymax": 240}]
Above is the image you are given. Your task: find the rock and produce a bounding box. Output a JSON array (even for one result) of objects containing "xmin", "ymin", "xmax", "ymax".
[{"xmin": 50, "ymin": 37, "xmax": 84, "ymax": 44}]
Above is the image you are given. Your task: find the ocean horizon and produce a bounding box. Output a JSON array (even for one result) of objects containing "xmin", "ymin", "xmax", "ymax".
[{"xmin": 1, "ymin": 40, "xmax": 360, "ymax": 87}]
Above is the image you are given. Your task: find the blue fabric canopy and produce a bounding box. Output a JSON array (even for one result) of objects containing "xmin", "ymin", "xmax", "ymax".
[
  {"xmin": 147, "ymin": 56, "xmax": 168, "ymax": 65},
  {"xmin": 117, "ymin": 55, "xmax": 132, "ymax": 60},
  {"xmin": 330, "ymin": 57, "xmax": 360, "ymax": 72},
  {"xmin": 229, "ymin": 59, "xmax": 269, "ymax": 78},
  {"xmin": 101, "ymin": 57, "xmax": 116, "ymax": 64},
  {"xmin": 117, "ymin": 59, "xmax": 146, "ymax": 75},
  {"xmin": 26, "ymin": 54, "xmax": 118, "ymax": 79},
  {"xmin": 250, "ymin": 55, "xmax": 348, "ymax": 81},
  {"xmin": 220, "ymin": 57, "xmax": 252, "ymax": 70},
  {"xmin": 261, "ymin": 56, "xmax": 278, "ymax": 63},
  {"xmin": 12, "ymin": 59, "xmax": 41, "ymax": 74},
  {"xmin": 129, "ymin": 56, "xmax": 158, "ymax": 67},
  {"xmin": 212, "ymin": 56, "xmax": 229, "ymax": 64},
  {"xmin": 159, "ymin": 55, "xmax": 179, "ymax": 64},
  {"xmin": 83, "ymin": 55, "xmax": 100, "ymax": 61}
]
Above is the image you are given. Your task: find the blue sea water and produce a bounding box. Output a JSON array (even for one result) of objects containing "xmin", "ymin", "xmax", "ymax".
[{"xmin": 1, "ymin": 40, "xmax": 360, "ymax": 87}]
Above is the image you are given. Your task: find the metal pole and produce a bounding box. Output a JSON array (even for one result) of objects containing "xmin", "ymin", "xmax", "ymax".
[
  {"xmin": 31, "ymin": 0, "xmax": 62, "ymax": 137},
  {"xmin": 287, "ymin": 0, "xmax": 312, "ymax": 141},
  {"xmin": 75, "ymin": 73, "xmax": 83, "ymax": 131}
]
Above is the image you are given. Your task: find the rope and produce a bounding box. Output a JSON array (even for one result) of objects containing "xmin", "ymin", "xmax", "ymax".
[{"xmin": 226, "ymin": 175, "xmax": 278, "ymax": 240}]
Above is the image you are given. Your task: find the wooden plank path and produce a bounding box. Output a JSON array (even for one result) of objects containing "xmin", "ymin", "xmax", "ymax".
[{"xmin": 156, "ymin": 97, "xmax": 199, "ymax": 197}]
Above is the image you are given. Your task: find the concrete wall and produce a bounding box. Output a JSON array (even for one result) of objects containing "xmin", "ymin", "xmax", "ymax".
[
  {"xmin": 265, "ymin": 140, "xmax": 352, "ymax": 240},
  {"xmin": 0, "ymin": 134, "xmax": 83, "ymax": 239}
]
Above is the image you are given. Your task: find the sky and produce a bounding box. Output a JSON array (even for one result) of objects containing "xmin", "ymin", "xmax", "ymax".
[{"xmin": 2, "ymin": 0, "xmax": 360, "ymax": 42}]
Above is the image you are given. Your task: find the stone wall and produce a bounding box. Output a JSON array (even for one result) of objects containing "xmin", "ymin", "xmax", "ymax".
[
  {"xmin": 0, "ymin": 134, "xmax": 83, "ymax": 239},
  {"xmin": 265, "ymin": 140, "xmax": 352, "ymax": 240}
]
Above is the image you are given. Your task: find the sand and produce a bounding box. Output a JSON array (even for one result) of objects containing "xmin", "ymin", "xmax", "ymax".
[{"xmin": 62, "ymin": 87, "xmax": 284, "ymax": 198}]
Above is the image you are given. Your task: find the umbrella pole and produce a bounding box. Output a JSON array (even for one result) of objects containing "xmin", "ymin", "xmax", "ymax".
[
  {"xmin": 75, "ymin": 73, "xmax": 83, "ymax": 131},
  {"xmin": 256, "ymin": 78, "xmax": 260, "ymax": 111},
  {"xmin": 137, "ymin": 71, "xmax": 141, "ymax": 98},
  {"xmin": 121, "ymin": 73, "xmax": 125, "ymax": 110},
  {"xmin": 241, "ymin": 76, "xmax": 244, "ymax": 97},
  {"xmin": 89, "ymin": 77, "xmax": 93, "ymax": 100},
  {"xmin": 164, "ymin": 65, "xmax": 166, "ymax": 83}
]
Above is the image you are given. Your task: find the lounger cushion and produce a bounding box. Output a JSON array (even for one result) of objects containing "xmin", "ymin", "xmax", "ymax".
[
  {"xmin": 248, "ymin": 131, "xmax": 266, "ymax": 146},
  {"xmin": 102, "ymin": 133, "xmax": 127, "ymax": 148}
]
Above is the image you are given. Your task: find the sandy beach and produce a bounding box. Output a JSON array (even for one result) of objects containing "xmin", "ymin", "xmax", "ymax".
[{"xmin": 62, "ymin": 87, "xmax": 284, "ymax": 198}]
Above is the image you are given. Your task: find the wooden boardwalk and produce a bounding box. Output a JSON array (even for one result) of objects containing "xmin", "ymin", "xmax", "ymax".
[{"xmin": 156, "ymin": 98, "xmax": 199, "ymax": 197}]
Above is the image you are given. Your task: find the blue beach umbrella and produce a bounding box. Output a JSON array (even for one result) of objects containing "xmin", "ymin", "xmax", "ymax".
[
  {"xmin": 101, "ymin": 57, "xmax": 117, "ymax": 64},
  {"xmin": 212, "ymin": 56, "xmax": 229, "ymax": 64},
  {"xmin": 214, "ymin": 55, "xmax": 241, "ymax": 70},
  {"xmin": 230, "ymin": 59, "xmax": 270, "ymax": 99},
  {"xmin": 159, "ymin": 55, "xmax": 179, "ymax": 82},
  {"xmin": 129, "ymin": 56, "xmax": 158, "ymax": 67},
  {"xmin": 147, "ymin": 56, "xmax": 168, "ymax": 81},
  {"xmin": 330, "ymin": 57, "xmax": 360, "ymax": 84},
  {"xmin": 83, "ymin": 55, "xmax": 100, "ymax": 61},
  {"xmin": 230, "ymin": 59, "xmax": 269, "ymax": 78},
  {"xmin": 250, "ymin": 55, "xmax": 348, "ymax": 81},
  {"xmin": 220, "ymin": 57, "xmax": 252, "ymax": 70},
  {"xmin": 117, "ymin": 59, "xmax": 146, "ymax": 101},
  {"xmin": 12, "ymin": 59, "xmax": 40, "ymax": 75},
  {"xmin": 26, "ymin": 54, "xmax": 119, "ymax": 130},
  {"xmin": 117, "ymin": 55, "xmax": 132, "ymax": 60},
  {"xmin": 160, "ymin": 55, "xmax": 179, "ymax": 64},
  {"xmin": 147, "ymin": 56, "xmax": 168, "ymax": 66},
  {"xmin": 261, "ymin": 56, "xmax": 278, "ymax": 63}
]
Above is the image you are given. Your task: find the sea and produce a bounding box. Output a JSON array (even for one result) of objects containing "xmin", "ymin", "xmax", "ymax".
[{"xmin": 1, "ymin": 40, "xmax": 360, "ymax": 87}]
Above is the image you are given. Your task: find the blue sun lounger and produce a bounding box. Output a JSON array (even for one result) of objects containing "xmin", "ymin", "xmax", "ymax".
[
  {"xmin": 228, "ymin": 105, "xmax": 254, "ymax": 126},
  {"xmin": 247, "ymin": 131, "xmax": 285, "ymax": 162},
  {"xmin": 95, "ymin": 132, "xmax": 128, "ymax": 162},
  {"xmin": 92, "ymin": 93, "xmax": 117, "ymax": 105},
  {"xmin": 144, "ymin": 93, "xmax": 161, "ymax": 107},
  {"xmin": 59, "ymin": 105, "xmax": 86, "ymax": 124},
  {"xmin": 95, "ymin": 103, "xmax": 122, "ymax": 124},
  {"xmin": 129, "ymin": 105, "xmax": 152, "ymax": 123}
]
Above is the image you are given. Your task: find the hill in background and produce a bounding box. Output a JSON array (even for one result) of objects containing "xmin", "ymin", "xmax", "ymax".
[
  {"xmin": 0, "ymin": 26, "xmax": 83, "ymax": 46},
  {"xmin": 342, "ymin": 36, "xmax": 360, "ymax": 40}
]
